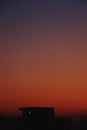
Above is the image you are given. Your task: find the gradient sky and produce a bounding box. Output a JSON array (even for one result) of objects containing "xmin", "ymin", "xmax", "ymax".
[{"xmin": 0, "ymin": 0, "xmax": 87, "ymax": 116}]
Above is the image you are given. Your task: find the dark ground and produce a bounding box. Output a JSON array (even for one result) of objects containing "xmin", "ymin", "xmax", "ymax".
[
  {"xmin": 0, "ymin": 116, "xmax": 72, "ymax": 130},
  {"xmin": 0, "ymin": 116, "xmax": 87, "ymax": 130}
]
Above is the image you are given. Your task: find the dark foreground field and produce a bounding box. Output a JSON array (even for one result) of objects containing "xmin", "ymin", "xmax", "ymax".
[
  {"xmin": 0, "ymin": 116, "xmax": 87, "ymax": 130},
  {"xmin": 0, "ymin": 116, "xmax": 72, "ymax": 130}
]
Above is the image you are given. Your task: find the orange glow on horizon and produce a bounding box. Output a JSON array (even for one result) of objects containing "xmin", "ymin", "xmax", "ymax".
[{"xmin": 0, "ymin": 7, "xmax": 87, "ymax": 116}]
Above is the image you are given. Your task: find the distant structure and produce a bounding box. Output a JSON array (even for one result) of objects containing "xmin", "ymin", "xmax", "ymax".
[{"xmin": 19, "ymin": 107, "xmax": 55, "ymax": 122}]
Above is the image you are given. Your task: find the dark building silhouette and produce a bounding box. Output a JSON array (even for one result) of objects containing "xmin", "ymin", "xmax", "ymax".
[
  {"xmin": 19, "ymin": 107, "xmax": 55, "ymax": 121},
  {"xmin": 19, "ymin": 107, "xmax": 55, "ymax": 129},
  {"xmin": 0, "ymin": 107, "xmax": 72, "ymax": 130}
]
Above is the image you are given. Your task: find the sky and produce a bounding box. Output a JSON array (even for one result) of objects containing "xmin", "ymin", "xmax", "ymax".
[{"xmin": 0, "ymin": 0, "xmax": 87, "ymax": 117}]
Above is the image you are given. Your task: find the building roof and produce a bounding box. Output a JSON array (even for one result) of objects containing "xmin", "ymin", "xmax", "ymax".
[{"xmin": 19, "ymin": 107, "xmax": 54, "ymax": 111}]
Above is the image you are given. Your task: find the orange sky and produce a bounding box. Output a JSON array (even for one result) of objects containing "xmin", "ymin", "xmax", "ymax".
[{"xmin": 0, "ymin": 0, "xmax": 87, "ymax": 117}]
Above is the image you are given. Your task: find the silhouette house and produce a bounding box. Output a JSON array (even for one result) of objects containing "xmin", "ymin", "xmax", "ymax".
[{"xmin": 19, "ymin": 107, "xmax": 54, "ymax": 121}]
